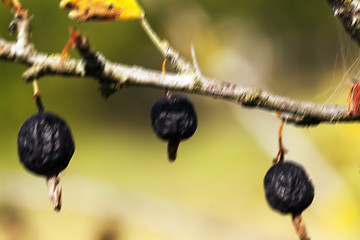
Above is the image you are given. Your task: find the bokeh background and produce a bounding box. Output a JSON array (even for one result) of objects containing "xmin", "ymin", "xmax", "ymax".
[{"xmin": 1, "ymin": 0, "xmax": 360, "ymax": 239}]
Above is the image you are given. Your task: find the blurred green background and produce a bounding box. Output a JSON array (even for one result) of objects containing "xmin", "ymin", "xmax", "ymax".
[{"xmin": 1, "ymin": 0, "xmax": 360, "ymax": 239}]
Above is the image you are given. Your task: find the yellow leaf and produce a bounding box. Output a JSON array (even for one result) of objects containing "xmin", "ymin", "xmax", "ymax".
[
  {"xmin": 59, "ymin": 0, "xmax": 144, "ymax": 22},
  {"xmin": 2, "ymin": 0, "xmax": 22, "ymax": 12}
]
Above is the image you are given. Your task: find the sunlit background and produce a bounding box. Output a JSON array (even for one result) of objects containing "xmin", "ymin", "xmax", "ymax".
[{"xmin": 0, "ymin": 0, "xmax": 360, "ymax": 239}]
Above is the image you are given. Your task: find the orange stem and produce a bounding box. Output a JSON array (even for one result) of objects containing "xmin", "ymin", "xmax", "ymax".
[
  {"xmin": 273, "ymin": 117, "xmax": 287, "ymax": 163},
  {"xmin": 60, "ymin": 29, "xmax": 80, "ymax": 66},
  {"xmin": 346, "ymin": 85, "xmax": 354, "ymax": 117},
  {"xmin": 292, "ymin": 214, "xmax": 310, "ymax": 240},
  {"xmin": 161, "ymin": 57, "xmax": 167, "ymax": 74}
]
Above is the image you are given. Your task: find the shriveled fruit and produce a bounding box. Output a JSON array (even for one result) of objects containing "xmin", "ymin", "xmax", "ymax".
[
  {"xmin": 17, "ymin": 112, "xmax": 75, "ymax": 177},
  {"xmin": 151, "ymin": 94, "xmax": 197, "ymax": 161},
  {"xmin": 17, "ymin": 111, "xmax": 75, "ymax": 211},
  {"xmin": 264, "ymin": 161, "xmax": 314, "ymax": 216}
]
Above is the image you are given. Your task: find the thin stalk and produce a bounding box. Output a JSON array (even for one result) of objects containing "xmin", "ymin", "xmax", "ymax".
[{"xmin": 292, "ymin": 214, "xmax": 310, "ymax": 240}]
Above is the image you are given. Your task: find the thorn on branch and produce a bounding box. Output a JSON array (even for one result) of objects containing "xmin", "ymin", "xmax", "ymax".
[{"xmin": 190, "ymin": 42, "xmax": 202, "ymax": 78}]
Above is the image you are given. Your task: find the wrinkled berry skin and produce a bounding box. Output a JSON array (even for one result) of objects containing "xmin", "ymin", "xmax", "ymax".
[
  {"xmin": 151, "ymin": 94, "xmax": 197, "ymax": 160},
  {"xmin": 17, "ymin": 112, "xmax": 75, "ymax": 177},
  {"xmin": 151, "ymin": 95, "xmax": 197, "ymax": 140},
  {"xmin": 264, "ymin": 161, "xmax": 314, "ymax": 216}
]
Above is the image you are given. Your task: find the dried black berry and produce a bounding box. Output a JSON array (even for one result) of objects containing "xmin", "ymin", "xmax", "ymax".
[
  {"xmin": 17, "ymin": 112, "xmax": 75, "ymax": 177},
  {"xmin": 264, "ymin": 161, "xmax": 314, "ymax": 216},
  {"xmin": 151, "ymin": 94, "xmax": 197, "ymax": 161}
]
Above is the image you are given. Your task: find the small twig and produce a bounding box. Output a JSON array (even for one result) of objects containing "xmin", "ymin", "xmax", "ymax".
[
  {"xmin": 138, "ymin": 16, "xmax": 166, "ymax": 57},
  {"xmin": 292, "ymin": 214, "xmax": 310, "ymax": 240},
  {"xmin": 138, "ymin": 16, "xmax": 195, "ymax": 74}
]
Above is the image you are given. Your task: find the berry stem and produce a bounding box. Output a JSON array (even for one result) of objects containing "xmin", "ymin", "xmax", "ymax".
[
  {"xmin": 162, "ymin": 57, "xmax": 170, "ymax": 96},
  {"xmin": 47, "ymin": 176, "xmax": 62, "ymax": 211},
  {"xmin": 32, "ymin": 79, "xmax": 40, "ymax": 97},
  {"xmin": 32, "ymin": 79, "xmax": 44, "ymax": 112},
  {"xmin": 273, "ymin": 117, "xmax": 287, "ymax": 163},
  {"xmin": 162, "ymin": 57, "xmax": 167, "ymax": 74},
  {"xmin": 60, "ymin": 28, "xmax": 80, "ymax": 66},
  {"xmin": 292, "ymin": 214, "xmax": 310, "ymax": 240},
  {"xmin": 35, "ymin": 95, "xmax": 44, "ymax": 113}
]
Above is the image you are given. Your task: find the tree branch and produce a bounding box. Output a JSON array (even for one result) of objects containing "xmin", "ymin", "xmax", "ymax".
[{"xmin": 0, "ymin": 1, "xmax": 358, "ymax": 126}]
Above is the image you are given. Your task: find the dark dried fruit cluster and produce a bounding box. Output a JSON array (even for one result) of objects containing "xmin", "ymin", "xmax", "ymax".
[
  {"xmin": 16, "ymin": 90, "xmax": 197, "ymax": 210},
  {"xmin": 16, "ymin": 81, "xmax": 316, "ymax": 240},
  {"xmin": 151, "ymin": 94, "xmax": 197, "ymax": 161},
  {"xmin": 264, "ymin": 160, "xmax": 314, "ymax": 217}
]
